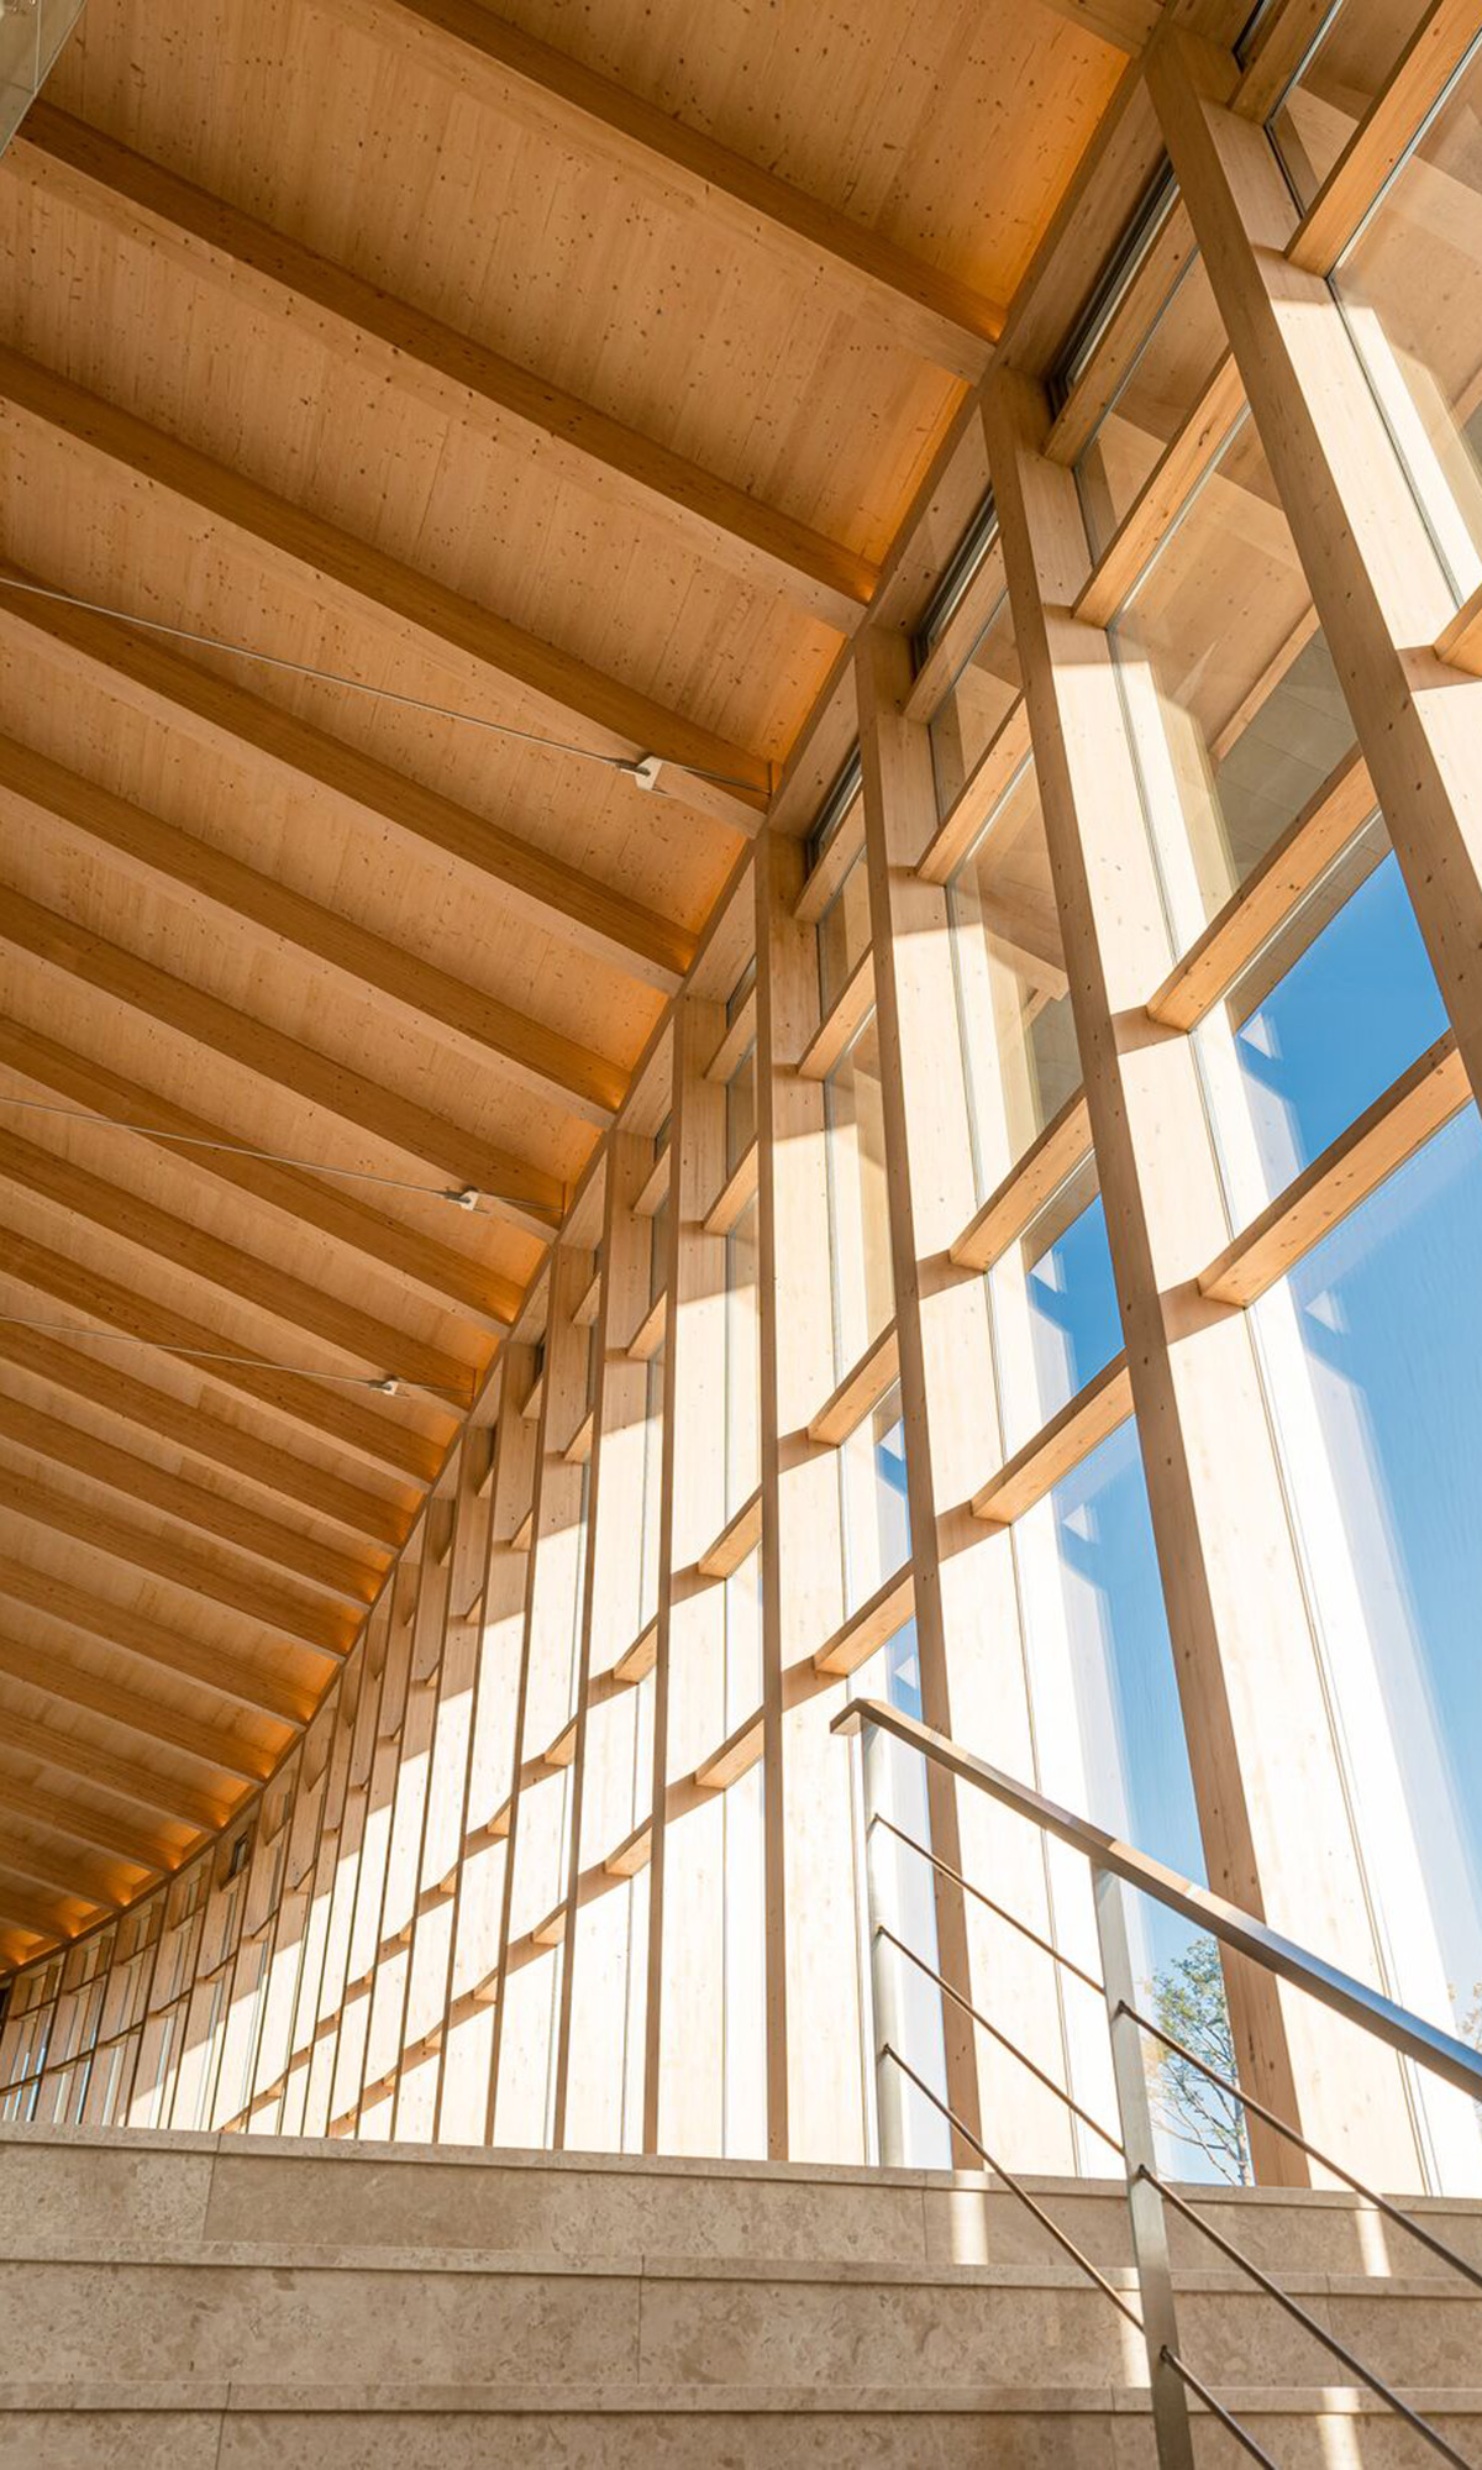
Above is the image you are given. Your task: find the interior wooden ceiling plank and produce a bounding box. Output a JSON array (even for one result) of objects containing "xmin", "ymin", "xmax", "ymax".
[
  {"xmin": 0, "ymin": 349, "xmax": 772, "ymax": 828},
  {"xmin": 7, "ymin": 107, "xmax": 877, "ymax": 630},
  {"xmin": 0, "ymin": 1872, "xmax": 90, "ymax": 1944},
  {"xmin": 0, "ymin": 1547, "xmax": 315, "ymax": 1725},
  {"xmin": 0, "ymin": 1461, "xmax": 357, "ymax": 1656},
  {"xmin": 0, "ymin": 585, "xmax": 699, "ymax": 989},
  {"xmin": 0, "ymin": 1818, "xmax": 138, "ymax": 1907},
  {"xmin": 0, "ymin": 1224, "xmax": 444, "ymax": 1483},
  {"xmin": 0, "ymin": 1707, "xmax": 229, "ymax": 1830},
  {"xmin": 0, "ymin": 1020, "xmax": 523, "ymax": 1339},
  {"xmin": 0, "ymin": 1773, "xmax": 173, "ymax": 1874},
  {"xmin": 0, "ymin": 1632, "xmax": 277, "ymax": 1784},
  {"xmin": 315, "ymin": 0, "xmax": 1006, "ymax": 381},
  {"xmin": 0, "ymin": 886, "xmax": 566, "ymax": 1237},
  {"xmin": 0, "ymin": 1389, "xmax": 378, "ymax": 1604},
  {"xmin": 0, "ymin": 1122, "xmax": 483, "ymax": 1404},
  {"xmin": 0, "ymin": 732, "xmax": 626, "ymax": 1125}
]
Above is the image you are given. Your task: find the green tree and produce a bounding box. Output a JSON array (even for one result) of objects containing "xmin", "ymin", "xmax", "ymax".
[{"xmin": 1144, "ymin": 1936, "xmax": 1252, "ymax": 2185}]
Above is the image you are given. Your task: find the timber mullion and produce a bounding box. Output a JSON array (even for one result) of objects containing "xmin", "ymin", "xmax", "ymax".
[{"xmin": 1285, "ymin": 0, "xmax": 1482, "ymax": 276}]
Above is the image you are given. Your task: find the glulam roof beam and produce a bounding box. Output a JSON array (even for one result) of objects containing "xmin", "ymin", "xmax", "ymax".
[
  {"xmin": 0, "ymin": 1390, "xmax": 377, "ymax": 1605},
  {"xmin": 0, "ymin": 1549, "xmax": 313, "ymax": 1725},
  {"xmin": 0, "ymin": 889, "xmax": 565, "ymax": 1239},
  {"xmin": 0, "ymin": 356, "xmax": 770, "ymax": 833},
  {"xmin": 317, "ymin": 0, "xmax": 1006, "ymax": 381},
  {"xmin": 0, "ymin": 733, "xmax": 626, "ymax": 1125},
  {"xmin": 0, "ymin": 1223, "xmax": 442, "ymax": 1484},
  {"xmin": 0, "ymin": 1122, "xmax": 481, "ymax": 1405},
  {"xmin": 0, "ymin": 1709, "xmax": 228, "ymax": 1830},
  {"xmin": 0, "ymin": 1463, "xmax": 356, "ymax": 1658},
  {"xmin": 0, "ymin": 1630, "xmax": 274, "ymax": 1783},
  {"xmin": 0, "ymin": 1775, "xmax": 171, "ymax": 1874},
  {"xmin": 0, "ymin": 581, "xmax": 698, "ymax": 990},
  {"xmin": 8, "ymin": 108, "xmax": 876, "ymax": 630},
  {"xmin": 0, "ymin": 1019, "xmax": 522, "ymax": 1338},
  {"xmin": 0, "ymin": 1823, "xmax": 128, "ymax": 1910},
  {"xmin": 0, "ymin": 1876, "xmax": 80, "ymax": 1946}
]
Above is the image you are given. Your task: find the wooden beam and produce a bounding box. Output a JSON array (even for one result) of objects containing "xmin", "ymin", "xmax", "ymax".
[
  {"xmin": 796, "ymin": 949, "xmax": 876, "ymax": 1081},
  {"xmin": 1072, "ymin": 351, "xmax": 1247, "ymax": 626},
  {"xmin": 0, "ymin": 888, "xmax": 563, "ymax": 1236},
  {"xmin": 694, "ymin": 1708, "xmax": 765, "ymax": 1793},
  {"xmin": 0, "ymin": 1548, "xmax": 312, "ymax": 1726},
  {"xmin": 701, "ymin": 1139, "xmax": 759, "ymax": 1238},
  {"xmin": 1287, "ymin": 0, "xmax": 1482, "ymax": 275},
  {"xmin": 0, "ymin": 1629, "xmax": 274, "ymax": 1783},
  {"xmin": 696, "ymin": 1484, "xmax": 763, "ymax": 1580},
  {"xmin": 0, "ymin": 1463, "xmax": 356, "ymax": 1658},
  {"xmin": 1202, "ymin": 1037, "xmax": 1469, "ymax": 1307},
  {"xmin": 0, "ymin": 1390, "xmax": 377, "ymax": 1604},
  {"xmin": 315, "ymin": 0, "xmax": 1005, "ymax": 382},
  {"xmin": 1435, "ymin": 576, "xmax": 1482, "ymax": 677},
  {"xmin": 1037, "ymin": 0, "xmax": 1163, "ymax": 49},
  {"xmin": 807, "ymin": 1322, "xmax": 901, "ymax": 1446},
  {"xmin": 951, "ymin": 1091, "xmax": 1094, "ymax": 1273},
  {"xmin": 0, "ymin": 733, "xmax": 624, "ymax": 1126},
  {"xmin": 0, "ymin": 1317, "xmax": 406, "ymax": 1555},
  {"xmin": 0, "ymin": 1120, "xmax": 480, "ymax": 1405},
  {"xmin": 0, "ymin": 1825, "xmax": 124, "ymax": 1910},
  {"xmin": 0, "ymin": 354, "xmax": 770, "ymax": 832},
  {"xmin": 915, "ymin": 702, "xmax": 1034, "ymax": 887},
  {"xmin": 0, "ymin": 583, "xmax": 696, "ymax": 991},
  {"xmin": 0, "ymin": 1875, "xmax": 80, "ymax": 1943},
  {"xmin": 0, "ymin": 1773, "xmax": 171, "ymax": 1873},
  {"xmin": 0, "ymin": 1706, "xmax": 227, "ymax": 1830},
  {"xmin": 9, "ymin": 108, "xmax": 874, "ymax": 630},
  {"xmin": 812, "ymin": 1567, "xmax": 916, "ymax": 1678},
  {"xmin": 971, "ymin": 1354, "xmax": 1134, "ymax": 1524},
  {"xmin": 0, "ymin": 1017, "xmax": 521, "ymax": 1336}
]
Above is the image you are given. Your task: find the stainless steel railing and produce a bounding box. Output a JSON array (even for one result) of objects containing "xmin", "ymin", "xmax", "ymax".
[{"xmin": 835, "ymin": 1696, "xmax": 1482, "ymax": 2470}]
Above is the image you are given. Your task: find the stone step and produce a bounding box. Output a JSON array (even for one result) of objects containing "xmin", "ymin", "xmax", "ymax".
[
  {"xmin": 6, "ymin": 2121, "xmax": 1481, "ymax": 2279},
  {"xmin": 3, "ymin": 2244, "xmax": 1480, "ymax": 2394},
  {"xmin": 3, "ymin": 2382, "xmax": 1482, "ymax": 2470}
]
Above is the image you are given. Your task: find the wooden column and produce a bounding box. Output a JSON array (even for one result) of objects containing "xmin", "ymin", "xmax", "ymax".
[
  {"xmin": 985, "ymin": 365, "xmax": 1424, "ymax": 2187},
  {"xmin": 855, "ymin": 629, "xmax": 1074, "ymax": 2171},
  {"xmin": 754, "ymin": 825, "xmax": 866, "ymax": 2163},
  {"xmin": 1149, "ymin": 28, "xmax": 1482, "ymax": 1108}
]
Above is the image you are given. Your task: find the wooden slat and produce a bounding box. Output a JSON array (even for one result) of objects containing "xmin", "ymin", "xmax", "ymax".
[
  {"xmin": 1435, "ymin": 576, "xmax": 1482, "ymax": 677},
  {"xmin": 0, "ymin": 1772, "xmax": 173, "ymax": 1872},
  {"xmin": 795, "ymin": 950, "xmax": 876, "ymax": 1081},
  {"xmin": 808, "ymin": 1323, "xmax": 901, "ymax": 1446},
  {"xmin": 915, "ymin": 701, "xmax": 1034, "ymax": 885},
  {"xmin": 562, "ymin": 1408, "xmax": 595, "ymax": 1466},
  {"xmin": 696, "ymin": 1484, "xmax": 763, "ymax": 1579},
  {"xmin": 1073, "ymin": 352, "xmax": 1247, "ymax": 626},
  {"xmin": 318, "ymin": 0, "xmax": 1006, "ymax": 381},
  {"xmin": 0, "ymin": 1632, "xmax": 275, "ymax": 1783},
  {"xmin": 903, "ymin": 545, "xmax": 1008, "ymax": 725},
  {"xmin": 0, "ymin": 1121, "xmax": 479, "ymax": 1405},
  {"xmin": 1202, "ymin": 1037, "xmax": 1469, "ymax": 1307},
  {"xmin": 0, "ymin": 888, "xmax": 562, "ymax": 1237},
  {"xmin": 572, "ymin": 1272, "xmax": 603, "ymax": 1329},
  {"xmin": 11, "ymin": 107, "xmax": 875, "ymax": 631},
  {"xmin": 0, "ymin": 354, "xmax": 770, "ymax": 831},
  {"xmin": 1038, "ymin": 0, "xmax": 1162, "ymax": 50},
  {"xmin": 0, "ymin": 1550, "xmax": 312, "ymax": 1725},
  {"xmin": 971, "ymin": 1353, "xmax": 1134, "ymax": 1524},
  {"xmin": 0, "ymin": 582, "xmax": 696, "ymax": 991},
  {"xmin": 792, "ymin": 803, "xmax": 865, "ymax": 926},
  {"xmin": 625, "ymin": 1293, "xmax": 667, "ymax": 1363},
  {"xmin": 0, "ymin": 1707, "xmax": 227, "ymax": 1830},
  {"xmin": 702, "ymin": 1139, "xmax": 759, "ymax": 1238},
  {"xmin": 633, "ymin": 1150, "xmax": 671, "ymax": 1219},
  {"xmin": 0, "ymin": 1019, "xmax": 524, "ymax": 1336},
  {"xmin": 1287, "ymin": 0, "xmax": 1482, "ymax": 275},
  {"xmin": 812, "ymin": 1567, "xmax": 916, "ymax": 1677},
  {"xmin": 1043, "ymin": 200, "xmax": 1198, "ymax": 469},
  {"xmin": 531, "ymin": 1902, "xmax": 568, "ymax": 1948},
  {"xmin": 704, "ymin": 992, "xmax": 758, "ymax": 1084},
  {"xmin": 1232, "ymin": 0, "xmax": 1336, "ymax": 123},
  {"xmin": 1148, "ymin": 749, "xmax": 1378, "ymax": 1030},
  {"xmin": 602, "ymin": 1816, "xmax": 653, "ymax": 1879},
  {"xmin": 950, "ymin": 1092, "xmax": 1094, "ymax": 1272},
  {"xmin": 0, "ymin": 1464, "xmax": 356, "ymax": 1658},
  {"xmin": 0, "ymin": 732, "xmax": 624, "ymax": 1126},
  {"xmin": 0, "ymin": 1390, "xmax": 376, "ymax": 1603},
  {"xmin": 694, "ymin": 1707, "xmax": 765, "ymax": 1792},
  {"xmin": 610, "ymin": 1618, "xmax": 659, "ymax": 1686},
  {"xmin": 0, "ymin": 1319, "xmax": 406, "ymax": 1555}
]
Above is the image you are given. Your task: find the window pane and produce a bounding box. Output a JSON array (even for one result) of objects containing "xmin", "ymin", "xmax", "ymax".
[
  {"xmin": 824, "ymin": 1011, "xmax": 895, "ymax": 1375},
  {"xmin": 839, "ymin": 1382, "xmax": 911, "ymax": 1614},
  {"xmin": 1271, "ymin": 0, "xmax": 1430, "ymax": 210},
  {"xmin": 991, "ymin": 1165, "xmax": 1121, "ymax": 1454},
  {"xmin": 1076, "ymin": 252, "xmax": 1227, "ymax": 561},
  {"xmin": 928, "ymin": 588, "xmax": 1021, "ymax": 821},
  {"xmin": 1200, "ymin": 827, "xmax": 1448, "ymax": 1217},
  {"xmin": 726, "ymin": 1042, "xmax": 756, "ymax": 1173},
  {"xmin": 948, "ymin": 760, "xmax": 1080, "ymax": 1189},
  {"xmin": 1254, "ymin": 1108, "xmax": 1482, "ymax": 2187},
  {"xmin": 1332, "ymin": 39, "xmax": 1482, "ymax": 601},
  {"xmin": 1113, "ymin": 410, "xmax": 1357, "ymax": 948},
  {"xmin": 818, "ymin": 847, "xmax": 872, "ymax": 1015},
  {"xmin": 725, "ymin": 1191, "xmax": 759, "ymax": 1512}
]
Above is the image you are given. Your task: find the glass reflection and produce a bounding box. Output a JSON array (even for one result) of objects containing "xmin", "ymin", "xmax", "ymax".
[
  {"xmin": 1076, "ymin": 250, "xmax": 1227, "ymax": 560},
  {"xmin": 928, "ymin": 585, "xmax": 1021, "ymax": 821},
  {"xmin": 824, "ymin": 1011, "xmax": 895, "ymax": 1376}
]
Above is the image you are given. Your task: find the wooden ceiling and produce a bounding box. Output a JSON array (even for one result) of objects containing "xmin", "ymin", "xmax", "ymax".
[{"xmin": 0, "ymin": 0, "xmax": 1133, "ymax": 1971}]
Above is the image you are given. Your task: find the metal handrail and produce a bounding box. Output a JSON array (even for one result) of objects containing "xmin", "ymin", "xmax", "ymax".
[
  {"xmin": 836, "ymin": 1697, "xmax": 1482, "ymax": 2103},
  {"xmin": 840, "ymin": 1693, "xmax": 1482, "ymax": 2470},
  {"xmin": 871, "ymin": 1808, "xmax": 1108, "ymax": 1995}
]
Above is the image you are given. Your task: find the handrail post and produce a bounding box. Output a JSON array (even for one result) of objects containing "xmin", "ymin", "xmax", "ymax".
[
  {"xmin": 860, "ymin": 1720, "xmax": 908, "ymax": 2166},
  {"xmin": 1093, "ymin": 1865, "xmax": 1195, "ymax": 2470}
]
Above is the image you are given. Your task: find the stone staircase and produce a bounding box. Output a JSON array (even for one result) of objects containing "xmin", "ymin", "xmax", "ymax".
[{"xmin": 2, "ymin": 2120, "xmax": 1480, "ymax": 2465}]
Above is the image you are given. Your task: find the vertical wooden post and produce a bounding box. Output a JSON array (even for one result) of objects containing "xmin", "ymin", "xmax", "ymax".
[{"xmin": 985, "ymin": 364, "xmax": 1424, "ymax": 2187}]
